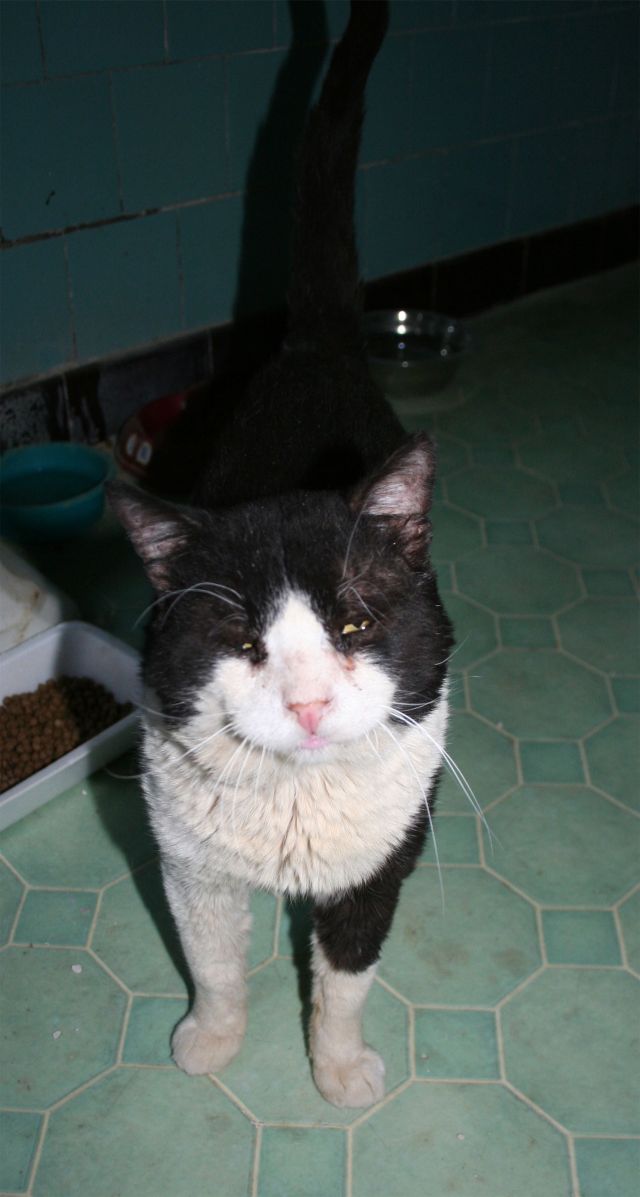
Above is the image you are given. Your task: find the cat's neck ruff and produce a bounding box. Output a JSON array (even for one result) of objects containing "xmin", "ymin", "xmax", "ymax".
[{"xmin": 141, "ymin": 684, "xmax": 448, "ymax": 899}]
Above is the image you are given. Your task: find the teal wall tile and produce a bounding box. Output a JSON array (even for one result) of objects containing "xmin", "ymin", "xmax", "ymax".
[
  {"xmin": 508, "ymin": 129, "xmax": 575, "ymax": 236},
  {"xmin": 68, "ymin": 214, "xmax": 182, "ymax": 360},
  {"xmin": 554, "ymin": 10, "xmax": 621, "ymax": 123},
  {"xmin": 364, "ymin": 155, "xmax": 444, "ymax": 277},
  {"xmin": 112, "ymin": 60, "xmax": 227, "ymax": 210},
  {"xmin": 39, "ymin": 0, "xmax": 164, "ymax": 74},
  {"xmin": 1, "ymin": 76, "xmax": 119, "ymax": 239},
  {"xmin": 438, "ymin": 140, "xmax": 512, "ymax": 259},
  {"xmin": 456, "ymin": 2, "xmax": 532, "ymax": 21},
  {"xmin": 180, "ymin": 197, "xmax": 243, "ymax": 329},
  {"xmin": 411, "ymin": 26, "xmax": 490, "ymax": 150},
  {"xmin": 607, "ymin": 116, "xmax": 640, "ymax": 209},
  {"xmin": 612, "ymin": 7, "xmax": 640, "ymax": 112},
  {"xmin": 360, "ymin": 33, "xmax": 412, "ymax": 162},
  {"xmin": 228, "ymin": 46, "xmax": 325, "ymax": 190},
  {"xmin": 167, "ymin": 0, "xmax": 273, "ymax": 58},
  {"xmin": 484, "ymin": 18, "xmax": 559, "ymax": 136},
  {"xmin": 274, "ymin": 0, "xmax": 349, "ymax": 47},
  {"xmin": 1, "ymin": 240, "xmax": 73, "ymax": 383},
  {"xmin": 1, "ymin": 0, "xmax": 42, "ymax": 84},
  {"xmin": 391, "ymin": 2, "xmax": 454, "ymax": 30}
]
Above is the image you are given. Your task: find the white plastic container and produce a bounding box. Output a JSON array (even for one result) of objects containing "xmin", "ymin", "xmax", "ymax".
[{"xmin": 0, "ymin": 621, "xmax": 142, "ymax": 830}]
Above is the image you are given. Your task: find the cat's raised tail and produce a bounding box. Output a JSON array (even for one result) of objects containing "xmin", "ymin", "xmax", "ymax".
[{"xmin": 286, "ymin": 0, "xmax": 389, "ymax": 356}]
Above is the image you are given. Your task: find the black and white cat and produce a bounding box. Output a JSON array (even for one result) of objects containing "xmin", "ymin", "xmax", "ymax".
[{"xmin": 110, "ymin": 0, "xmax": 453, "ymax": 1109}]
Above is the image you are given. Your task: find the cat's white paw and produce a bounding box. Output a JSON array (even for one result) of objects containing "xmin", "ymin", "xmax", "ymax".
[
  {"xmin": 171, "ymin": 1013, "xmax": 245, "ymax": 1076},
  {"xmin": 312, "ymin": 1047, "xmax": 385, "ymax": 1108}
]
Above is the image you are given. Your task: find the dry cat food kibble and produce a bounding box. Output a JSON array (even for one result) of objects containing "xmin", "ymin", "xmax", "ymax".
[{"xmin": 0, "ymin": 676, "xmax": 133, "ymax": 792}]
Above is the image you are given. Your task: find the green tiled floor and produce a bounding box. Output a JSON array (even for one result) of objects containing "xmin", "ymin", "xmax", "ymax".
[{"xmin": 1, "ymin": 266, "xmax": 639, "ymax": 1196}]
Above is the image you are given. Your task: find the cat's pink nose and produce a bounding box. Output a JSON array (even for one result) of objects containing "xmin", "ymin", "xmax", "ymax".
[{"xmin": 287, "ymin": 699, "xmax": 330, "ymax": 735}]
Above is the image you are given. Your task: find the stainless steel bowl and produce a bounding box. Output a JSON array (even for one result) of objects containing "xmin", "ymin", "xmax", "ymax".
[{"xmin": 365, "ymin": 309, "xmax": 471, "ymax": 398}]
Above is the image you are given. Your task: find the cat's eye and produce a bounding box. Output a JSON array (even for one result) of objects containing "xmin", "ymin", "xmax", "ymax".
[
  {"xmin": 341, "ymin": 619, "xmax": 371, "ymax": 636},
  {"xmin": 241, "ymin": 642, "xmax": 254, "ymax": 652}
]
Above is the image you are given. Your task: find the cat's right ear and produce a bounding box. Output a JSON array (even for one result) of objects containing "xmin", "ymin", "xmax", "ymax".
[{"xmin": 106, "ymin": 481, "xmax": 200, "ymax": 592}]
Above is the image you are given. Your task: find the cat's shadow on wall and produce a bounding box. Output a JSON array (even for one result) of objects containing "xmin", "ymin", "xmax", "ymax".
[{"xmin": 146, "ymin": 0, "xmax": 331, "ymax": 497}]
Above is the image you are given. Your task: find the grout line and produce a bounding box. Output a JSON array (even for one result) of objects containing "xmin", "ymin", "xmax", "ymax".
[
  {"xmin": 250, "ymin": 1122, "xmax": 262, "ymax": 1197},
  {"xmin": 345, "ymin": 1126, "xmax": 353, "ymax": 1197},
  {"xmin": 24, "ymin": 1107, "xmax": 49, "ymax": 1197}
]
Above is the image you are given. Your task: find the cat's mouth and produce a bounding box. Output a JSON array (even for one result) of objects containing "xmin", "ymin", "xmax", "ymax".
[{"xmin": 299, "ymin": 733, "xmax": 330, "ymax": 751}]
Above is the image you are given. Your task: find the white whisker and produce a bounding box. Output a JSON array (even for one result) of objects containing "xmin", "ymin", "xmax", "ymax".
[
  {"xmin": 377, "ymin": 719, "xmax": 445, "ymax": 914},
  {"xmin": 387, "ymin": 706, "xmax": 496, "ymax": 851}
]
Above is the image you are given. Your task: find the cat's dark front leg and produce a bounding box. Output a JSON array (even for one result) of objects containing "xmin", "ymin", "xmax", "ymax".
[
  {"xmin": 310, "ymin": 810, "xmax": 428, "ymax": 1108},
  {"xmin": 162, "ymin": 863, "xmax": 251, "ymax": 1076}
]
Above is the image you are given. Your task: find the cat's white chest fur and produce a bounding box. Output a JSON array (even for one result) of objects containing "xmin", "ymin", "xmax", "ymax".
[{"xmin": 142, "ymin": 589, "xmax": 448, "ymax": 897}]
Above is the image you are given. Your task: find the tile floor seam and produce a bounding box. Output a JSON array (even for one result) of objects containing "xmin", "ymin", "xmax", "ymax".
[
  {"xmin": 535, "ymin": 905, "xmax": 548, "ymax": 965},
  {"xmin": 21, "ymin": 1107, "xmax": 49, "ymax": 1197},
  {"xmin": 114, "ymin": 993, "xmax": 133, "ymax": 1064},
  {"xmin": 207, "ymin": 1073, "xmax": 260, "ymax": 1125},
  {"xmin": 6, "ymin": 886, "xmax": 27, "ymax": 945},
  {"xmin": 495, "ymin": 964, "xmax": 547, "ymax": 1010},
  {"xmin": 567, "ymin": 1135, "xmax": 581, "ymax": 1197},
  {"xmin": 0, "ymin": 853, "xmax": 28, "ymax": 888},
  {"xmin": 85, "ymin": 885, "xmax": 104, "ymax": 949},
  {"xmin": 45, "ymin": 1063, "xmax": 120, "ymax": 1115},
  {"xmin": 250, "ymin": 1123, "xmax": 262, "ymax": 1197},
  {"xmin": 348, "ymin": 1076, "xmax": 414, "ymax": 1131},
  {"xmin": 501, "ymin": 1078, "xmax": 574, "ymax": 1138},
  {"xmin": 587, "ymin": 784, "xmax": 640, "ymax": 819},
  {"xmin": 345, "ymin": 1126, "xmax": 353, "ymax": 1197},
  {"xmin": 85, "ymin": 946, "xmax": 132, "ymax": 996}
]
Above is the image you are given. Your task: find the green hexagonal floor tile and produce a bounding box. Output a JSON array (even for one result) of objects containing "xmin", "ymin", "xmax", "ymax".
[
  {"xmin": 442, "ymin": 593, "xmax": 497, "ymax": 668},
  {"xmin": 446, "ymin": 467, "xmax": 555, "ymax": 521},
  {"xmin": 421, "ymin": 815, "xmax": 479, "ymax": 865},
  {"xmin": 585, "ymin": 716, "xmax": 640, "ymax": 812},
  {"xmin": 558, "ymin": 599, "xmax": 640, "ymax": 674},
  {"xmin": 352, "ymin": 1082, "xmax": 571, "ymax": 1197},
  {"xmin": 14, "ymin": 889, "xmax": 97, "ymax": 946},
  {"xmin": 541, "ymin": 911, "xmax": 621, "ymax": 966},
  {"xmin": 618, "ymin": 889, "xmax": 640, "ymax": 972},
  {"xmin": 32, "ymin": 1068, "xmax": 254, "ymax": 1197},
  {"xmin": 0, "ymin": 1110, "xmax": 42, "ymax": 1193},
  {"xmin": 437, "ymin": 711, "xmax": 518, "ymax": 813},
  {"xmin": 92, "ymin": 861, "xmax": 188, "ymax": 996},
  {"xmin": 0, "ymin": 768, "xmax": 153, "ymax": 889},
  {"xmin": 575, "ymin": 1138, "xmax": 640, "ymax": 1197},
  {"xmin": 221, "ymin": 958, "xmax": 409, "ymax": 1124},
  {"xmin": 470, "ymin": 650, "xmax": 611, "ymax": 738},
  {"xmin": 0, "ymin": 947, "xmax": 126, "ymax": 1108},
  {"xmin": 431, "ymin": 504, "xmax": 483, "ymax": 563},
  {"xmin": 501, "ymin": 969, "xmax": 640, "ymax": 1134},
  {"xmin": 414, "ymin": 1009, "xmax": 499, "ymax": 1078},
  {"xmin": 0, "ymin": 859, "xmax": 23, "ymax": 944},
  {"xmin": 437, "ymin": 393, "xmax": 539, "ymax": 443},
  {"xmin": 485, "ymin": 786, "xmax": 639, "ymax": 905},
  {"xmin": 537, "ymin": 507, "xmax": 639, "ymax": 569},
  {"xmin": 258, "ymin": 1127, "xmax": 346, "ymax": 1197},
  {"xmin": 379, "ymin": 868, "xmax": 539, "ymax": 1006},
  {"xmin": 518, "ymin": 427, "xmax": 624, "ymax": 483},
  {"xmin": 456, "ymin": 546, "xmax": 579, "ymax": 615},
  {"xmin": 122, "ymin": 995, "xmax": 186, "ymax": 1064},
  {"xmin": 604, "ymin": 468, "xmax": 640, "ymax": 518}
]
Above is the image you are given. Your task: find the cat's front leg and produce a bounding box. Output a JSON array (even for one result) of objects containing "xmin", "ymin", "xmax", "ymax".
[
  {"xmin": 310, "ymin": 813, "xmax": 428, "ymax": 1108},
  {"xmin": 309, "ymin": 932, "xmax": 385, "ymax": 1109},
  {"xmin": 162, "ymin": 865, "xmax": 251, "ymax": 1076}
]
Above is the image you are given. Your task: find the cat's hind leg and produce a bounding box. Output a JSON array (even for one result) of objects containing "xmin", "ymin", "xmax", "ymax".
[{"xmin": 163, "ymin": 867, "xmax": 251, "ymax": 1076}]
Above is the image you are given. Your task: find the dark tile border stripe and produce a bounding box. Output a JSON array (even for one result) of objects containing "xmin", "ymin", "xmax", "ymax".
[{"xmin": 1, "ymin": 207, "xmax": 637, "ymax": 450}]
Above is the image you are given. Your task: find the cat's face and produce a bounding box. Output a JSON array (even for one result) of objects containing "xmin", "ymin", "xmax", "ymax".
[{"xmin": 109, "ymin": 435, "xmax": 452, "ymax": 765}]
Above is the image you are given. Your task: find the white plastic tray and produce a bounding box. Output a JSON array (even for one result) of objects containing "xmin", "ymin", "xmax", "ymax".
[{"xmin": 0, "ymin": 621, "xmax": 142, "ymax": 831}]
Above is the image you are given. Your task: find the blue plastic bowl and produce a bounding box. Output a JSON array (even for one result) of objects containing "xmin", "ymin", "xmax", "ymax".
[{"xmin": 0, "ymin": 443, "xmax": 115, "ymax": 543}]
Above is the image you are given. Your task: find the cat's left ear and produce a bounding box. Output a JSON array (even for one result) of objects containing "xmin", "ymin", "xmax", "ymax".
[
  {"xmin": 351, "ymin": 433, "xmax": 436, "ymax": 565},
  {"xmin": 107, "ymin": 481, "xmax": 204, "ymax": 592}
]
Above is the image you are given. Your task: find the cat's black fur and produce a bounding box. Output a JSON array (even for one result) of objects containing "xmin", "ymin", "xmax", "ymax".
[{"xmin": 111, "ymin": 0, "xmax": 452, "ymax": 1005}]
